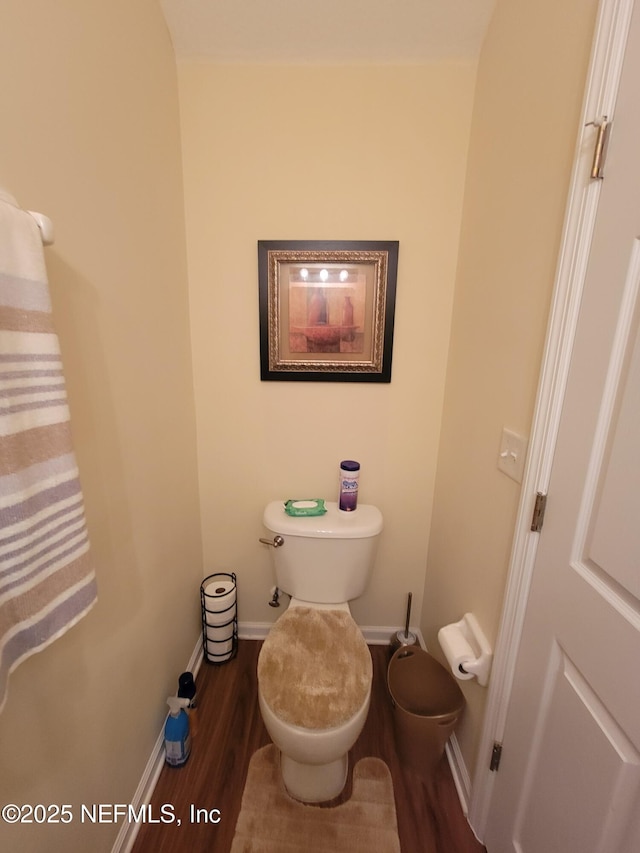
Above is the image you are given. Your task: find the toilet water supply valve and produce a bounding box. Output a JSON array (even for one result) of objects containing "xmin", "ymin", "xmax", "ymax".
[
  {"xmin": 268, "ymin": 587, "xmax": 280, "ymax": 608},
  {"xmin": 259, "ymin": 534, "xmax": 284, "ymax": 606}
]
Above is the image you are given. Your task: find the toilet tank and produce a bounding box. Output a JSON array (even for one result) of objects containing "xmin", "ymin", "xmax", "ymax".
[{"xmin": 262, "ymin": 500, "xmax": 383, "ymax": 604}]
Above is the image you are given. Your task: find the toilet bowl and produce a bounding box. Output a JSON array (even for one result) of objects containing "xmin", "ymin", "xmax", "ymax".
[
  {"xmin": 258, "ymin": 500, "xmax": 383, "ymax": 803},
  {"xmin": 257, "ymin": 601, "xmax": 372, "ymax": 802}
]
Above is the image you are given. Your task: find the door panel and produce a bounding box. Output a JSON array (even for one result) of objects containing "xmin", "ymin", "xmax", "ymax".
[
  {"xmin": 516, "ymin": 644, "xmax": 640, "ymax": 853},
  {"xmin": 588, "ymin": 264, "xmax": 640, "ymax": 599}
]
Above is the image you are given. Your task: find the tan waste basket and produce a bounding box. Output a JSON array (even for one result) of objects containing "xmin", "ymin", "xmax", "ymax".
[{"xmin": 387, "ymin": 645, "xmax": 465, "ymax": 777}]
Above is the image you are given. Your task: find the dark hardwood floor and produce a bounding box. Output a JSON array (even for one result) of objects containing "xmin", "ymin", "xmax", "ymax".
[{"xmin": 132, "ymin": 640, "xmax": 486, "ymax": 853}]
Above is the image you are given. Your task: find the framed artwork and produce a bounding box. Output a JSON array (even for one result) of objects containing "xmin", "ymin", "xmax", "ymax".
[{"xmin": 258, "ymin": 240, "xmax": 398, "ymax": 382}]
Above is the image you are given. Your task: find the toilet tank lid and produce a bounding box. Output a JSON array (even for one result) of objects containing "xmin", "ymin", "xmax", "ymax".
[{"xmin": 263, "ymin": 500, "xmax": 383, "ymax": 538}]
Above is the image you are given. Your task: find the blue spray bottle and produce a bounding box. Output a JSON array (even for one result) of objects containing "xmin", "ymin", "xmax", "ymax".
[{"xmin": 164, "ymin": 697, "xmax": 191, "ymax": 767}]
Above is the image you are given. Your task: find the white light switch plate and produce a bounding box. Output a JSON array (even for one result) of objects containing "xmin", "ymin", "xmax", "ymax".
[{"xmin": 497, "ymin": 428, "xmax": 528, "ymax": 483}]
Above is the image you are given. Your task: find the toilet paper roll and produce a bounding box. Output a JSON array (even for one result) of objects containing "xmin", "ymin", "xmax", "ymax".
[
  {"xmin": 438, "ymin": 623, "xmax": 476, "ymax": 681},
  {"xmin": 203, "ymin": 579, "xmax": 236, "ymax": 626},
  {"xmin": 204, "ymin": 577, "xmax": 236, "ymax": 606},
  {"xmin": 206, "ymin": 622, "xmax": 234, "ymax": 642},
  {"xmin": 205, "ymin": 601, "xmax": 236, "ymax": 628},
  {"xmin": 205, "ymin": 624, "xmax": 234, "ymax": 660}
]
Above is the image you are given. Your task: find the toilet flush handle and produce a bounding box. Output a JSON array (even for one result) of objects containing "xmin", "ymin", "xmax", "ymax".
[{"xmin": 259, "ymin": 535, "xmax": 284, "ymax": 548}]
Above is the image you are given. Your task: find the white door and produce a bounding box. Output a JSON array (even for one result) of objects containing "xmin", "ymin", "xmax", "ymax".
[{"xmin": 484, "ymin": 3, "xmax": 640, "ymax": 851}]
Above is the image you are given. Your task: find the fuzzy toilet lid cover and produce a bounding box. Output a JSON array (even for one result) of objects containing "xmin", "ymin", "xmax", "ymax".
[{"xmin": 258, "ymin": 607, "xmax": 372, "ymax": 730}]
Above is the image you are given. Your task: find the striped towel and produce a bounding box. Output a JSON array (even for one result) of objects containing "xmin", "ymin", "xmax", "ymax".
[{"xmin": 0, "ymin": 189, "xmax": 97, "ymax": 712}]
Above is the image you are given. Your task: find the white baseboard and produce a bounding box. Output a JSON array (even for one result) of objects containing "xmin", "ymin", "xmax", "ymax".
[
  {"xmin": 445, "ymin": 734, "xmax": 472, "ymax": 813},
  {"xmin": 363, "ymin": 624, "xmax": 427, "ymax": 647},
  {"xmin": 444, "ymin": 735, "xmax": 484, "ymax": 844},
  {"xmin": 237, "ymin": 621, "xmax": 271, "ymax": 640},
  {"xmin": 111, "ymin": 639, "xmax": 203, "ymax": 853},
  {"xmin": 111, "ymin": 620, "xmax": 467, "ymax": 853}
]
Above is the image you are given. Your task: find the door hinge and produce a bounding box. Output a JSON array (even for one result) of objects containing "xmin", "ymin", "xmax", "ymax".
[
  {"xmin": 490, "ymin": 742, "xmax": 503, "ymax": 772},
  {"xmin": 531, "ymin": 491, "xmax": 548, "ymax": 532},
  {"xmin": 586, "ymin": 116, "xmax": 612, "ymax": 180}
]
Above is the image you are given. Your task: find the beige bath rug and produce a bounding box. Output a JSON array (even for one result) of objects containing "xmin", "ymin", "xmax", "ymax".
[{"xmin": 230, "ymin": 744, "xmax": 401, "ymax": 853}]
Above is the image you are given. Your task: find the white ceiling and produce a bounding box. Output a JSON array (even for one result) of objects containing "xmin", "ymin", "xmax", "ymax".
[{"xmin": 159, "ymin": 0, "xmax": 496, "ymax": 64}]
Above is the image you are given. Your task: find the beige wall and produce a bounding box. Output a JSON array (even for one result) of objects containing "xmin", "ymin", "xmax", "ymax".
[
  {"xmin": 422, "ymin": 0, "xmax": 599, "ymax": 779},
  {"xmin": 0, "ymin": 2, "xmax": 202, "ymax": 851},
  {"xmin": 178, "ymin": 63, "xmax": 477, "ymax": 631}
]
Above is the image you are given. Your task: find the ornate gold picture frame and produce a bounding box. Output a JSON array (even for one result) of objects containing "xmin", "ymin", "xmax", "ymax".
[{"xmin": 258, "ymin": 240, "xmax": 398, "ymax": 382}]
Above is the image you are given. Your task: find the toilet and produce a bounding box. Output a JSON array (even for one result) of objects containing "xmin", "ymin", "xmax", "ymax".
[{"xmin": 257, "ymin": 499, "xmax": 383, "ymax": 803}]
